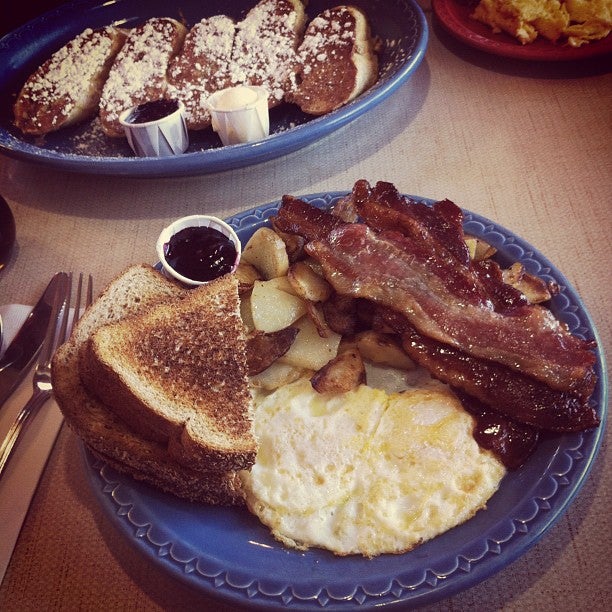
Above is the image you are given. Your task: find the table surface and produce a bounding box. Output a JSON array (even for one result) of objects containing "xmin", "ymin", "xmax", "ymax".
[{"xmin": 0, "ymin": 3, "xmax": 611, "ymax": 610}]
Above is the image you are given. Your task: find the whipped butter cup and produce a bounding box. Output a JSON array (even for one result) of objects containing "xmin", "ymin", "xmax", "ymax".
[
  {"xmin": 207, "ymin": 85, "xmax": 270, "ymax": 146},
  {"xmin": 120, "ymin": 99, "xmax": 189, "ymax": 157},
  {"xmin": 156, "ymin": 215, "xmax": 241, "ymax": 287}
]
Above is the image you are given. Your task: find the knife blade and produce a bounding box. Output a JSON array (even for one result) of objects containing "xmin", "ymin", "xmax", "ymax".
[{"xmin": 0, "ymin": 273, "xmax": 67, "ymax": 409}]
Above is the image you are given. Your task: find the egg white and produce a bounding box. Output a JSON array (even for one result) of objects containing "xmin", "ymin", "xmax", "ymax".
[{"xmin": 240, "ymin": 377, "xmax": 506, "ymax": 557}]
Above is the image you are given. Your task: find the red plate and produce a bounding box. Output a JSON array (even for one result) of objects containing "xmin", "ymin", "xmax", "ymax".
[{"xmin": 432, "ymin": 0, "xmax": 612, "ymax": 61}]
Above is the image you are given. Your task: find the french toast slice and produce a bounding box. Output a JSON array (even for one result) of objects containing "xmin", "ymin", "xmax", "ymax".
[
  {"xmin": 99, "ymin": 17, "xmax": 187, "ymax": 137},
  {"xmin": 80, "ymin": 273, "xmax": 256, "ymax": 473},
  {"xmin": 13, "ymin": 26, "xmax": 127, "ymax": 136},
  {"xmin": 167, "ymin": 15, "xmax": 237, "ymax": 130},
  {"xmin": 288, "ymin": 5, "xmax": 379, "ymax": 115},
  {"xmin": 51, "ymin": 264, "xmax": 247, "ymax": 505},
  {"xmin": 230, "ymin": 0, "xmax": 307, "ymax": 107}
]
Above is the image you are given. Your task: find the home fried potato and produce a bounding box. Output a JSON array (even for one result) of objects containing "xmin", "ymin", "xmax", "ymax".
[
  {"xmin": 234, "ymin": 261, "xmax": 262, "ymax": 293},
  {"xmin": 311, "ymin": 346, "xmax": 366, "ymax": 394},
  {"xmin": 322, "ymin": 293, "xmax": 359, "ymax": 336},
  {"xmin": 240, "ymin": 293, "xmax": 255, "ymax": 332},
  {"xmin": 250, "ymin": 361, "xmax": 307, "ymax": 391},
  {"xmin": 270, "ymin": 219, "xmax": 306, "ymax": 261},
  {"xmin": 242, "ymin": 227, "xmax": 290, "ymax": 279},
  {"xmin": 246, "ymin": 328, "xmax": 299, "ymax": 375},
  {"xmin": 465, "ymin": 236, "xmax": 497, "ymax": 261},
  {"xmin": 502, "ymin": 262, "xmax": 556, "ymax": 304},
  {"xmin": 287, "ymin": 261, "xmax": 333, "ymax": 302},
  {"xmin": 278, "ymin": 315, "xmax": 342, "ymax": 371},
  {"xmin": 250, "ymin": 280, "xmax": 308, "ymax": 332},
  {"xmin": 305, "ymin": 302, "xmax": 334, "ymax": 338},
  {"xmin": 264, "ymin": 275, "xmax": 297, "ymax": 295},
  {"xmin": 352, "ymin": 330, "xmax": 415, "ymax": 370}
]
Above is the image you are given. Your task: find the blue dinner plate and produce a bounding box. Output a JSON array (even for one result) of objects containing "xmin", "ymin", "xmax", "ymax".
[
  {"xmin": 0, "ymin": 0, "xmax": 427, "ymax": 177},
  {"xmin": 82, "ymin": 193, "xmax": 607, "ymax": 610}
]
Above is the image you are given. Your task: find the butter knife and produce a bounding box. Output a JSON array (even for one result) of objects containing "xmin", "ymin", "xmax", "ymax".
[{"xmin": 0, "ymin": 274, "xmax": 63, "ymax": 409}]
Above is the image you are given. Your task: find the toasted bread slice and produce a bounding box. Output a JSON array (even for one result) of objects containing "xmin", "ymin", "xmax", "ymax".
[
  {"xmin": 81, "ymin": 273, "xmax": 256, "ymax": 472},
  {"xmin": 13, "ymin": 26, "xmax": 127, "ymax": 136},
  {"xmin": 167, "ymin": 15, "xmax": 237, "ymax": 130},
  {"xmin": 230, "ymin": 0, "xmax": 307, "ymax": 107},
  {"xmin": 69, "ymin": 264, "xmax": 186, "ymax": 347},
  {"xmin": 51, "ymin": 264, "xmax": 245, "ymax": 504},
  {"xmin": 288, "ymin": 6, "xmax": 379, "ymax": 115},
  {"xmin": 99, "ymin": 17, "xmax": 187, "ymax": 137},
  {"xmin": 54, "ymin": 340, "xmax": 244, "ymax": 505}
]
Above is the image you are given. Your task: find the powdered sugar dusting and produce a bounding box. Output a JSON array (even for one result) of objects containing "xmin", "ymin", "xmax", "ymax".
[
  {"xmin": 167, "ymin": 15, "xmax": 236, "ymax": 130},
  {"xmin": 14, "ymin": 27, "xmax": 123, "ymax": 135},
  {"xmin": 99, "ymin": 18, "xmax": 185, "ymax": 136},
  {"xmin": 230, "ymin": 0, "xmax": 306, "ymax": 104}
]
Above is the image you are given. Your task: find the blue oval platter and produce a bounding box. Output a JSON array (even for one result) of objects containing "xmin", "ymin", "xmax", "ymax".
[
  {"xmin": 83, "ymin": 193, "xmax": 607, "ymax": 610},
  {"xmin": 0, "ymin": 0, "xmax": 428, "ymax": 177}
]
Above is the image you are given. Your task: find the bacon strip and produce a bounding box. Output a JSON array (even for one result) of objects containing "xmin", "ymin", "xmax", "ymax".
[
  {"xmin": 275, "ymin": 195, "xmax": 345, "ymax": 242},
  {"xmin": 306, "ymin": 221, "xmax": 595, "ymax": 398},
  {"xmin": 396, "ymin": 322, "xmax": 599, "ymax": 432},
  {"xmin": 452, "ymin": 388, "xmax": 540, "ymax": 470}
]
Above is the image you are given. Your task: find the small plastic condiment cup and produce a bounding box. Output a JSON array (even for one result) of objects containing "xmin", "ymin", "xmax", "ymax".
[
  {"xmin": 119, "ymin": 99, "xmax": 189, "ymax": 157},
  {"xmin": 207, "ymin": 85, "xmax": 270, "ymax": 146},
  {"xmin": 156, "ymin": 215, "xmax": 241, "ymax": 287}
]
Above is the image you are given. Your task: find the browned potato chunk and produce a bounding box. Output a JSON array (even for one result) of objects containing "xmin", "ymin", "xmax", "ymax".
[
  {"xmin": 278, "ymin": 315, "xmax": 341, "ymax": 371},
  {"xmin": 250, "ymin": 362, "xmax": 307, "ymax": 391},
  {"xmin": 270, "ymin": 220, "xmax": 306, "ymax": 261},
  {"xmin": 465, "ymin": 236, "xmax": 497, "ymax": 261},
  {"xmin": 245, "ymin": 328, "xmax": 299, "ymax": 375},
  {"xmin": 502, "ymin": 262, "xmax": 556, "ymax": 304},
  {"xmin": 234, "ymin": 261, "xmax": 261, "ymax": 294},
  {"xmin": 305, "ymin": 301, "xmax": 333, "ymax": 338},
  {"xmin": 311, "ymin": 347, "xmax": 366, "ymax": 394},
  {"xmin": 240, "ymin": 293, "xmax": 255, "ymax": 332},
  {"xmin": 264, "ymin": 275, "xmax": 297, "ymax": 295},
  {"xmin": 322, "ymin": 293, "xmax": 359, "ymax": 335},
  {"xmin": 242, "ymin": 227, "xmax": 289, "ymax": 279},
  {"xmin": 353, "ymin": 330, "xmax": 415, "ymax": 370},
  {"xmin": 287, "ymin": 261, "xmax": 333, "ymax": 302},
  {"xmin": 250, "ymin": 280, "xmax": 308, "ymax": 332},
  {"xmin": 302, "ymin": 257, "xmax": 325, "ymax": 277}
]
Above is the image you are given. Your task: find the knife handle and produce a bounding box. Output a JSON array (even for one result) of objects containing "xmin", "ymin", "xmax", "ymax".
[{"xmin": 0, "ymin": 390, "xmax": 51, "ymax": 479}]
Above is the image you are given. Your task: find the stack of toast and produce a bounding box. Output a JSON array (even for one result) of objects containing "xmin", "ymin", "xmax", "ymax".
[
  {"xmin": 14, "ymin": 1, "xmax": 380, "ymax": 136},
  {"xmin": 51, "ymin": 264, "xmax": 255, "ymax": 504}
]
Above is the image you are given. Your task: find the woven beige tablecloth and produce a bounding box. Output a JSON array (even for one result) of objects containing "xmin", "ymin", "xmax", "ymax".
[{"xmin": 0, "ymin": 4, "xmax": 610, "ymax": 610}]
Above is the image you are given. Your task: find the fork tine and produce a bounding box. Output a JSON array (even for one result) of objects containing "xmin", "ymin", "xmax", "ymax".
[
  {"xmin": 64, "ymin": 274, "xmax": 93, "ymax": 343},
  {"xmin": 85, "ymin": 274, "xmax": 93, "ymax": 309},
  {"xmin": 57, "ymin": 273, "xmax": 72, "ymax": 347}
]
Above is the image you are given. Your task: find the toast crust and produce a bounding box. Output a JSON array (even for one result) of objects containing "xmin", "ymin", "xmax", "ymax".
[{"xmin": 54, "ymin": 340, "xmax": 244, "ymax": 505}]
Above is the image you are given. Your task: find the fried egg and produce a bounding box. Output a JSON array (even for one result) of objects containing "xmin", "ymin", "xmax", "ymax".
[{"xmin": 240, "ymin": 377, "xmax": 506, "ymax": 557}]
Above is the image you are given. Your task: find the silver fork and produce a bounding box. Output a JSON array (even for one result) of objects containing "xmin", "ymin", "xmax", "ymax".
[{"xmin": 0, "ymin": 273, "xmax": 93, "ymax": 480}]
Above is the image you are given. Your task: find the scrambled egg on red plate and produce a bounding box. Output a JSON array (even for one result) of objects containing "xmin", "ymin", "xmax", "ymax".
[{"xmin": 471, "ymin": 0, "xmax": 612, "ymax": 46}]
